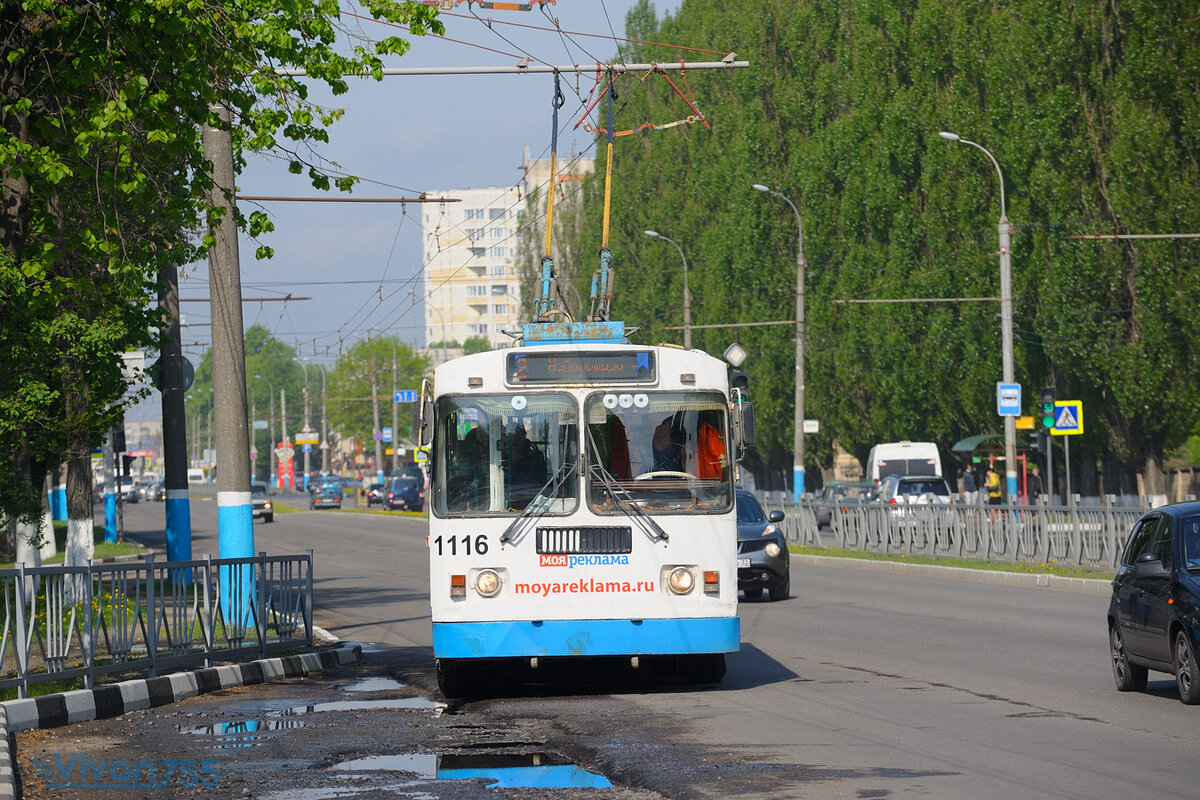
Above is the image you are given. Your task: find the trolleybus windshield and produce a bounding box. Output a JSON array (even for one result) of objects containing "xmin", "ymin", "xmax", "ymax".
[
  {"xmin": 433, "ymin": 394, "xmax": 578, "ymax": 516},
  {"xmin": 584, "ymin": 391, "xmax": 732, "ymax": 514}
]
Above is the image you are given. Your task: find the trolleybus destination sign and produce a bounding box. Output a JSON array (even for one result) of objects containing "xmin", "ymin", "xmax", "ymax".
[{"xmin": 507, "ymin": 351, "xmax": 655, "ymax": 385}]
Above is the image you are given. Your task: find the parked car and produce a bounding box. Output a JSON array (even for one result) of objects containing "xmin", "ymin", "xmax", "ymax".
[
  {"xmin": 251, "ymin": 481, "xmax": 274, "ymax": 523},
  {"xmin": 814, "ymin": 481, "xmax": 874, "ymax": 529},
  {"xmin": 872, "ymin": 473, "xmax": 953, "ymax": 505},
  {"xmin": 136, "ymin": 475, "xmax": 158, "ymax": 499},
  {"xmin": 736, "ymin": 490, "xmax": 790, "ymax": 601},
  {"xmin": 1108, "ymin": 502, "xmax": 1200, "ymax": 704},
  {"xmin": 385, "ymin": 477, "xmax": 424, "ymax": 512},
  {"xmin": 871, "ymin": 473, "xmax": 955, "ymax": 542},
  {"xmin": 309, "ymin": 482, "xmax": 342, "ymax": 510},
  {"xmin": 311, "ymin": 476, "xmax": 341, "ymax": 495},
  {"xmin": 118, "ymin": 475, "xmax": 139, "ymax": 503},
  {"xmin": 865, "ymin": 440, "xmax": 943, "ymax": 483},
  {"xmin": 365, "ymin": 483, "xmax": 385, "ymax": 508}
]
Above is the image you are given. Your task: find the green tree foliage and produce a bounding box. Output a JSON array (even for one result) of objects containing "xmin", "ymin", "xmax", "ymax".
[
  {"xmin": 462, "ymin": 336, "xmax": 492, "ymax": 356},
  {"xmin": 187, "ymin": 325, "xmax": 321, "ymax": 481},
  {"xmin": 327, "ymin": 337, "xmax": 429, "ymax": 450},
  {"xmin": 0, "ymin": 1, "xmax": 443, "ymax": 528},
  {"xmin": 565, "ymin": 0, "xmax": 1200, "ymax": 491}
]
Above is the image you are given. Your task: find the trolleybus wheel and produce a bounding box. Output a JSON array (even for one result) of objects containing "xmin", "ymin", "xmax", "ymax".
[
  {"xmin": 686, "ymin": 653, "xmax": 726, "ymax": 684},
  {"xmin": 437, "ymin": 658, "xmax": 466, "ymax": 698}
]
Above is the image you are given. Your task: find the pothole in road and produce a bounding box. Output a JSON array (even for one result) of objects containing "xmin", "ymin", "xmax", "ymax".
[{"xmin": 332, "ymin": 751, "xmax": 613, "ymax": 789}]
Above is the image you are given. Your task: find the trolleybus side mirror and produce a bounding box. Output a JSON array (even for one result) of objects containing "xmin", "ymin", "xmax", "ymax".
[
  {"xmin": 735, "ymin": 401, "xmax": 756, "ymax": 448},
  {"xmin": 412, "ymin": 397, "xmax": 433, "ymax": 448}
]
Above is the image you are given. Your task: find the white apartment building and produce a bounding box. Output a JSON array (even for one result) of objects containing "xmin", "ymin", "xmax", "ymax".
[{"xmin": 422, "ymin": 149, "xmax": 593, "ymax": 351}]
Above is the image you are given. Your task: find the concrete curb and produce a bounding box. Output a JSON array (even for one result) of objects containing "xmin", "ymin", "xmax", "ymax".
[
  {"xmin": 791, "ymin": 553, "xmax": 1112, "ymax": 595},
  {"xmin": 0, "ymin": 643, "xmax": 360, "ymax": 800}
]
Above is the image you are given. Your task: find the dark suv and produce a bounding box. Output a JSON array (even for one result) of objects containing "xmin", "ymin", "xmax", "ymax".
[
  {"xmin": 385, "ymin": 477, "xmax": 424, "ymax": 512},
  {"xmin": 736, "ymin": 490, "xmax": 789, "ymax": 601},
  {"xmin": 1108, "ymin": 502, "xmax": 1200, "ymax": 704}
]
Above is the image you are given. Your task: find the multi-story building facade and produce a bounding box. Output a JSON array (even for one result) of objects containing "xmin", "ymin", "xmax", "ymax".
[
  {"xmin": 422, "ymin": 148, "xmax": 593, "ymax": 352},
  {"xmin": 421, "ymin": 185, "xmax": 522, "ymax": 351}
]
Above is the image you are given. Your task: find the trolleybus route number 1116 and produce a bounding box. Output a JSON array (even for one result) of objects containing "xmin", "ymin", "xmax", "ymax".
[{"xmin": 432, "ymin": 534, "xmax": 490, "ymax": 557}]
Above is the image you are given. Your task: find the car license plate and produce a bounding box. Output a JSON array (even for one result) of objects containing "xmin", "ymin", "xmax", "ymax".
[{"xmin": 737, "ymin": 558, "xmax": 750, "ymax": 568}]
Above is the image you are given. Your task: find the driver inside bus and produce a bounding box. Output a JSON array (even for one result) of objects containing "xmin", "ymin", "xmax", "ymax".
[
  {"xmin": 507, "ymin": 422, "xmax": 547, "ymax": 508},
  {"xmin": 651, "ymin": 417, "xmax": 686, "ymax": 472}
]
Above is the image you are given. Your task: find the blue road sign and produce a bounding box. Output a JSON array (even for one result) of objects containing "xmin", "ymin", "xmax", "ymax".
[
  {"xmin": 1051, "ymin": 400, "xmax": 1084, "ymax": 436},
  {"xmin": 394, "ymin": 390, "xmax": 418, "ymax": 403},
  {"xmin": 996, "ymin": 382, "xmax": 1022, "ymax": 416}
]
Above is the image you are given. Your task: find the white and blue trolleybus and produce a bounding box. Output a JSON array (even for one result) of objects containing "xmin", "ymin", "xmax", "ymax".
[
  {"xmin": 413, "ymin": 67, "xmax": 755, "ymax": 697},
  {"xmin": 415, "ymin": 320, "xmax": 754, "ymax": 697}
]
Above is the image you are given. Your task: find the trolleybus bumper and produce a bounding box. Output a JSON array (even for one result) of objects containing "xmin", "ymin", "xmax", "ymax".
[{"xmin": 432, "ymin": 617, "xmax": 739, "ymax": 659}]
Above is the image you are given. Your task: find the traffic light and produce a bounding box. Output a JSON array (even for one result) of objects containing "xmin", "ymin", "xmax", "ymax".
[
  {"xmin": 729, "ymin": 369, "xmax": 749, "ymax": 403},
  {"xmin": 1030, "ymin": 429, "xmax": 1047, "ymax": 454},
  {"xmin": 1040, "ymin": 386, "xmax": 1056, "ymax": 429}
]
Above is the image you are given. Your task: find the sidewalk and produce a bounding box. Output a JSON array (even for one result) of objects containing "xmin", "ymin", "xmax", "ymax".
[{"xmin": 0, "ymin": 642, "xmax": 360, "ymax": 800}]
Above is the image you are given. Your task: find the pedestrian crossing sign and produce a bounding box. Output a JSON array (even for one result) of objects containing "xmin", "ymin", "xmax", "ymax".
[{"xmin": 1051, "ymin": 400, "xmax": 1083, "ymax": 436}]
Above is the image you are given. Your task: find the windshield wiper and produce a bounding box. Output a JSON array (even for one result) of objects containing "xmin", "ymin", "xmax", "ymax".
[
  {"xmin": 585, "ymin": 428, "xmax": 669, "ymax": 543},
  {"xmin": 498, "ymin": 456, "xmax": 578, "ymax": 546}
]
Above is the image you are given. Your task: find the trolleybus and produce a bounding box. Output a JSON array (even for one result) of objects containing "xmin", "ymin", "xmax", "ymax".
[{"xmin": 414, "ymin": 328, "xmax": 753, "ymax": 697}]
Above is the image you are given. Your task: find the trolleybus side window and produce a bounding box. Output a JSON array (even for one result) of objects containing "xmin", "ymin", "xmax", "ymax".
[
  {"xmin": 433, "ymin": 394, "xmax": 578, "ymax": 516},
  {"xmin": 584, "ymin": 391, "xmax": 732, "ymax": 514}
]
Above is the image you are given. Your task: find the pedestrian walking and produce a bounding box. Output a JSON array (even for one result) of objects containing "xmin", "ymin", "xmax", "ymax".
[
  {"xmin": 961, "ymin": 462, "xmax": 979, "ymax": 505},
  {"xmin": 984, "ymin": 466, "xmax": 1003, "ymax": 506},
  {"xmin": 1027, "ymin": 465, "xmax": 1044, "ymax": 505}
]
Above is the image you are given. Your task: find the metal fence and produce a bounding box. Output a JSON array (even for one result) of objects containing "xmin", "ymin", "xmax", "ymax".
[
  {"xmin": 765, "ymin": 499, "xmax": 1144, "ymax": 570},
  {"xmin": 0, "ymin": 552, "xmax": 313, "ymax": 698}
]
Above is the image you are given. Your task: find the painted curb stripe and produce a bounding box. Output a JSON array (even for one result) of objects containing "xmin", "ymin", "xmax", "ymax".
[{"xmin": 0, "ymin": 645, "xmax": 361, "ymax": 800}]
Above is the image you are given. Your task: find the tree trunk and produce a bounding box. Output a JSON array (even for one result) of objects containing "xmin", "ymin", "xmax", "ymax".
[
  {"xmin": 62, "ymin": 364, "xmax": 94, "ymax": 568},
  {"xmin": 1141, "ymin": 453, "xmax": 1169, "ymax": 508}
]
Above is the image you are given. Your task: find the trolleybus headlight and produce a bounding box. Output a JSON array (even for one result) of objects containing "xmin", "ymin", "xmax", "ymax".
[
  {"xmin": 474, "ymin": 569, "xmax": 502, "ymax": 598},
  {"xmin": 667, "ymin": 566, "xmax": 695, "ymax": 595},
  {"xmin": 764, "ymin": 542, "xmax": 781, "ymax": 558}
]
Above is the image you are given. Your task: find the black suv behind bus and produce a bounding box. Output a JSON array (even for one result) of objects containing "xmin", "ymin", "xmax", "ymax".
[{"xmin": 1108, "ymin": 502, "xmax": 1200, "ymax": 704}]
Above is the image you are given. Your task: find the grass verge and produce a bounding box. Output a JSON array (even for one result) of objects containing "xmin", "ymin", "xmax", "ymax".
[
  {"xmin": 789, "ymin": 544, "xmax": 1112, "ymax": 580},
  {"xmin": 2, "ymin": 521, "xmax": 145, "ymax": 569}
]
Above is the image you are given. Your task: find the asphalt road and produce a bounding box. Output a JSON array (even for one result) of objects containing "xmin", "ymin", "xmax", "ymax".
[{"xmin": 31, "ymin": 495, "xmax": 1199, "ymax": 799}]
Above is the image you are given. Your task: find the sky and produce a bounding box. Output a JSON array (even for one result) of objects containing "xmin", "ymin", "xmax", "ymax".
[{"xmin": 176, "ymin": 0, "xmax": 688, "ymax": 367}]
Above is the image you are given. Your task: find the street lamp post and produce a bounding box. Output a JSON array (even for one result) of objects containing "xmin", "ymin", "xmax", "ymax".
[
  {"xmin": 939, "ymin": 131, "xmax": 1018, "ymax": 500},
  {"xmin": 254, "ymin": 375, "xmax": 276, "ymax": 489},
  {"xmin": 644, "ymin": 230, "xmax": 692, "ymax": 349},
  {"xmin": 752, "ymin": 183, "xmax": 808, "ymax": 501},
  {"xmin": 300, "ymin": 360, "xmax": 312, "ymax": 491}
]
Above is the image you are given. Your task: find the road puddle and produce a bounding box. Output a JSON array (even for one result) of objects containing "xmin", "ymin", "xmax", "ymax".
[
  {"xmin": 334, "ymin": 752, "xmax": 613, "ymax": 789},
  {"xmin": 175, "ymin": 718, "xmax": 307, "ymax": 748},
  {"xmin": 342, "ymin": 677, "xmax": 407, "ymax": 692},
  {"xmin": 285, "ymin": 697, "xmax": 444, "ymax": 715}
]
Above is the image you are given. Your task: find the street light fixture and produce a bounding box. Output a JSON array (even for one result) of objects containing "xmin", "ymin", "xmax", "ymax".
[
  {"xmin": 752, "ymin": 183, "xmax": 808, "ymax": 502},
  {"xmin": 939, "ymin": 130, "xmax": 1018, "ymax": 500},
  {"xmin": 644, "ymin": 230, "xmax": 692, "ymax": 349}
]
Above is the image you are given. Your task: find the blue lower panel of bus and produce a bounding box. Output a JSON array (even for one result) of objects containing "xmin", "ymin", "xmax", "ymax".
[{"xmin": 432, "ymin": 617, "xmax": 739, "ymax": 659}]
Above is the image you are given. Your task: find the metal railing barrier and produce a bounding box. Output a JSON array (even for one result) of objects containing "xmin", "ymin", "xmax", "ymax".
[
  {"xmin": 774, "ymin": 498, "xmax": 1142, "ymax": 570},
  {"xmin": 0, "ymin": 551, "xmax": 314, "ymax": 698}
]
